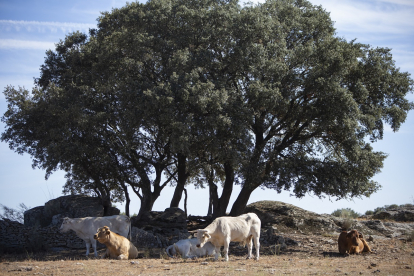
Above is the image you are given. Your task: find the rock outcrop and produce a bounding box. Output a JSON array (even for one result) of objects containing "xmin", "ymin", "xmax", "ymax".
[
  {"xmin": 245, "ymin": 201, "xmax": 414, "ymax": 240},
  {"xmin": 372, "ymin": 206, "xmax": 414, "ymax": 222},
  {"xmin": 245, "ymin": 201, "xmax": 339, "ymax": 234},
  {"xmin": 24, "ymin": 195, "xmax": 120, "ymax": 227},
  {"xmin": 2, "ymin": 199, "xmax": 414, "ymax": 254}
]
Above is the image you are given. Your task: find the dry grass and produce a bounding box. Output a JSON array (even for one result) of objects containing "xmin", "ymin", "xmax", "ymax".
[{"xmin": 1, "ymin": 234, "xmax": 414, "ymax": 275}]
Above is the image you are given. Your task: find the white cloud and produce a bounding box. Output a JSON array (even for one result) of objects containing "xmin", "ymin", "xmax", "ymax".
[
  {"xmin": 378, "ymin": 0, "xmax": 414, "ymax": 6},
  {"xmin": 0, "ymin": 20, "xmax": 95, "ymax": 34},
  {"xmin": 310, "ymin": 0, "xmax": 414, "ymax": 35},
  {"xmin": 0, "ymin": 39, "xmax": 55, "ymax": 50}
]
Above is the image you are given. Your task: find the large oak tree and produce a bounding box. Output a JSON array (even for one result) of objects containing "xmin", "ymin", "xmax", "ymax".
[{"xmin": 2, "ymin": 0, "xmax": 413, "ymax": 217}]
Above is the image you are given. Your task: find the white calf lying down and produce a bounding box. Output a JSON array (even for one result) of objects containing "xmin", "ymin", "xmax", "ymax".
[
  {"xmin": 94, "ymin": 226, "xmax": 138, "ymax": 260},
  {"xmin": 193, "ymin": 212, "xmax": 261, "ymax": 261},
  {"xmin": 166, "ymin": 238, "xmax": 217, "ymax": 259}
]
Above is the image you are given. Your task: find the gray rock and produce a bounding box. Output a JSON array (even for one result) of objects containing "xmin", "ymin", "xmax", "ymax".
[
  {"xmin": 24, "ymin": 195, "xmax": 120, "ymax": 227},
  {"xmin": 245, "ymin": 201, "xmax": 339, "ymax": 234},
  {"xmin": 372, "ymin": 207, "xmax": 414, "ymax": 222}
]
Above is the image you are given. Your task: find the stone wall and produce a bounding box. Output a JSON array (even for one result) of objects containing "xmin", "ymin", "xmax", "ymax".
[
  {"xmin": 1, "ymin": 195, "xmax": 122, "ymax": 253},
  {"xmin": 0, "ymin": 219, "xmax": 84, "ymax": 253}
]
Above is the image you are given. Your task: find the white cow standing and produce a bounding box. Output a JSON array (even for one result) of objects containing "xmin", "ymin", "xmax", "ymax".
[
  {"xmin": 193, "ymin": 213, "xmax": 261, "ymax": 261},
  {"xmin": 60, "ymin": 215, "xmax": 131, "ymax": 257},
  {"xmin": 166, "ymin": 238, "xmax": 217, "ymax": 259}
]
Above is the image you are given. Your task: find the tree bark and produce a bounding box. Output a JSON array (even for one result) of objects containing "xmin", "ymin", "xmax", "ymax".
[
  {"xmin": 183, "ymin": 188, "xmax": 188, "ymax": 217},
  {"xmin": 170, "ymin": 153, "xmax": 188, "ymax": 208},
  {"xmin": 101, "ymin": 191, "xmax": 112, "ymax": 216},
  {"xmin": 213, "ymin": 162, "xmax": 234, "ymax": 218},
  {"xmin": 209, "ymin": 180, "xmax": 219, "ymax": 216},
  {"xmin": 137, "ymin": 194, "xmax": 156, "ymax": 219},
  {"xmin": 229, "ymin": 182, "xmax": 255, "ymax": 216},
  {"xmin": 119, "ymin": 182, "xmax": 131, "ymax": 217}
]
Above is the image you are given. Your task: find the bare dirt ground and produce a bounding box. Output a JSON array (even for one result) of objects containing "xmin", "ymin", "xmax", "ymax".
[{"xmin": 1, "ymin": 232, "xmax": 413, "ymax": 276}]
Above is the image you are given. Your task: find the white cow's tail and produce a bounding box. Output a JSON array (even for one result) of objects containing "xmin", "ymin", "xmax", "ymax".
[{"xmin": 166, "ymin": 244, "xmax": 176, "ymax": 258}]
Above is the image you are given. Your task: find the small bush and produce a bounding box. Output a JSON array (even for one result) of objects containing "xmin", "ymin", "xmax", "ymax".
[
  {"xmin": 0, "ymin": 203, "xmax": 29, "ymax": 224},
  {"xmin": 409, "ymin": 230, "xmax": 414, "ymax": 242},
  {"xmin": 365, "ymin": 210, "xmax": 374, "ymax": 216},
  {"xmin": 341, "ymin": 218, "xmax": 354, "ymax": 230},
  {"xmin": 331, "ymin": 208, "xmax": 361, "ymax": 219},
  {"xmin": 385, "ymin": 204, "xmax": 399, "ymax": 210},
  {"xmin": 373, "ymin": 206, "xmax": 386, "ymax": 214}
]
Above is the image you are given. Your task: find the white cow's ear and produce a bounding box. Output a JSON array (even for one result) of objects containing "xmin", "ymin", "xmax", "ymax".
[
  {"xmin": 193, "ymin": 233, "xmax": 198, "ymax": 237},
  {"xmin": 205, "ymin": 233, "xmax": 211, "ymax": 239}
]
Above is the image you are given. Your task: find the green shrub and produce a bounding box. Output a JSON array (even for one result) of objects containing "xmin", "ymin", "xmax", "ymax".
[
  {"xmin": 365, "ymin": 210, "xmax": 374, "ymax": 215},
  {"xmin": 409, "ymin": 230, "xmax": 414, "ymax": 242},
  {"xmin": 331, "ymin": 208, "xmax": 361, "ymax": 219},
  {"xmin": 373, "ymin": 206, "xmax": 386, "ymax": 214},
  {"xmin": 341, "ymin": 218, "xmax": 354, "ymax": 231},
  {"xmin": 385, "ymin": 204, "xmax": 399, "ymax": 210}
]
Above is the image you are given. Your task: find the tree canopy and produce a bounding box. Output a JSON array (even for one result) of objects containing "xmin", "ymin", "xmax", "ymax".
[{"xmin": 2, "ymin": 0, "xmax": 413, "ymax": 217}]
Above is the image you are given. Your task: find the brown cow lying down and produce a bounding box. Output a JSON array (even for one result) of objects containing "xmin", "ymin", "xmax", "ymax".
[
  {"xmin": 94, "ymin": 226, "xmax": 138, "ymax": 260},
  {"xmin": 338, "ymin": 229, "xmax": 372, "ymax": 254}
]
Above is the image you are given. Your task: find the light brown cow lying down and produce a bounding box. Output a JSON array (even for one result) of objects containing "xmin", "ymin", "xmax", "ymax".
[
  {"xmin": 338, "ymin": 229, "xmax": 372, "ymax": 254},
  {"xmin": 94, "ymin": 226, "xmax": 138, "ymax": 260}
]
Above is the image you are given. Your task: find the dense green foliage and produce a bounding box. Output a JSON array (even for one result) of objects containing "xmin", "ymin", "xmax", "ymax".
[
  {"xmin": 331, "ymin": 208, "xmax": 361, "ymax": 219},
  {"xmin": 2, "ymin": 0, "xmax": 413, "ymax": 217}
]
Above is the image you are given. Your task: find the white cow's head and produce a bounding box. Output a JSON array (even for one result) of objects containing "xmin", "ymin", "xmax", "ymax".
[
  {"xmin": 59, "ymin": 217, "xmax": 72, "ymax": 232},
  {"xmin": 194, "ymin": 229, "xmax": 211, "ymax": 248}
]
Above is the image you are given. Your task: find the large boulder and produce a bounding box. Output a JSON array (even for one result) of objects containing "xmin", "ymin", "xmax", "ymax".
[
  {"xmin": 372, "ymin": 206, "xmax": 414, "ymax": 222},
  {"xmin": 24, "ymin": 195, "xmax": 120, "ymax": 227},
  {"xmin": 132, "ymin": 207, "xmax": 187, "ymax": 230},
  {"xmin": 244, "ymin": 200, "xmax": 414, "ymax": 240},
  {"xmin": 245, "ymin": 201, "xmax": 339, "ymax": 234},
  {"xmin": 131, "ymin": 207, "xmax": 189, "ymax": 247}
]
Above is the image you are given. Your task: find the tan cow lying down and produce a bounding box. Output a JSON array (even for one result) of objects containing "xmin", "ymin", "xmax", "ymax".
[
  {"xmin": 94, "ymin": 226, "xmax": 138, "ymax": 260},
  {"xmin": 338, "ymin": 229, "xmax": 372, "ymax": 254},
  {"xmin": 60, "ymin": 215, "xmax": 131, "ymax": 257}
]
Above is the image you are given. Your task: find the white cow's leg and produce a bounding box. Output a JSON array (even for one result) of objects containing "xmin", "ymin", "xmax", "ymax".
[
  {"xmin": 254, "ymin": 235, "xmax": 260, "ymax": 260},
  {"xmin": 182, "ymin": 243, "xmax": 191, "ymax": 258},
  {"xmin": 246, "ymin": 236, "xmax": 253, "ymax": 259},
  {"xmin": 92, "ymin": 239, "xmax": 98, "ymax": 257},
  {"xmin": 223, "ymin": 239, "xmax": 231, "ymax": 261},
  {"xmin": 85, "ymin": 240, "xmax": 91, "ymax": 256},
  {"xmin": 214, "ymin": 246, "xmax": 221, "ymax": 261}
]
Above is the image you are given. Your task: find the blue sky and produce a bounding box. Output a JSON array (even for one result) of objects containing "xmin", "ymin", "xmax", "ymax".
[{"xmin": 0, "ymin": 0, "xmax": 413, "ymax": 217}]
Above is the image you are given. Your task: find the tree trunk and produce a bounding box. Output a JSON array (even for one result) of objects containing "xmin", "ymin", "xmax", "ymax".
[
  {"xmin": 170, "ymin": 154, "xmax": 188, "ymax": 208},
  {"xmin": 183, "ymin": 188, "xmax": 188, "ymax": 217},
  {"xmin": 213, "ymin": 162, "xmax": 234, "ymax": 218},
  {"xmin": 207, "ymin": 197, "xmax": 213, "ymax": 217},
  {"xmin": 137, "ymin": 193, "xmax": 156, "ymax": 219},
  {"xmin": 209, "ymin": 180, "xmax": 219, "ymax": 216},
  {"xmin": 229, "ymin": 182, "xmax": 255, "ymax": 216},
  {"xmin": 119, "ymin": 182, "xmax": 131, "ymax": 217},
  {"xmin": 101, "ymin": 192, "xmax": 112, "ymax": 216}
]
